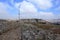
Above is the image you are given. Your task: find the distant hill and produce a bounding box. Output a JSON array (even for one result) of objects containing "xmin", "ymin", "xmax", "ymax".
[
  {"xmin": 19, "ymin": 19, "xmax": 50, "ymax": 24},
  {"xmin": 47, "ymin": 19, "xmax": 60, "ymax": 25},
  {"xmin": 0, "ymin": 19, "xmax": 7, "ymax": 22}
]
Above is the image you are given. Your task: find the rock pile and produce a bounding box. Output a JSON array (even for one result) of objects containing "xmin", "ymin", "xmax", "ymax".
[
  {"xmin": 21, "ymin": 24, "xmax": 58, "ymax": 40},
  {"xmin": 0, "ymin": 22, "xmax": 60, "ymax": 40}
]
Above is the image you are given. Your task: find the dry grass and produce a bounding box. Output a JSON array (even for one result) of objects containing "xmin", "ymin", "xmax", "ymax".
[
  {"xmin": 0, "ymin": 21, "xmax": 21, "ymax": 35},
  {"xmin": 32, "ymin": 23, "xmax": 54, "ymax": 29},
  {"xmin": 24, "ymin": 22, "xmax": 60, "ymax": 30},
  {"xmin": 0, "ymin": 20, "xmax": 60, "ymax": 34}
]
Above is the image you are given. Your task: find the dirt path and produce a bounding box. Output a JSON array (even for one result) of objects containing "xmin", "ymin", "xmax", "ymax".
[
  {"xmin": 0, "ymin": 23, "xmax": 35, "ymax": 40},
  {"xmin": 0, "ymin": 26, "xmax": 21, "ymax": 40}
]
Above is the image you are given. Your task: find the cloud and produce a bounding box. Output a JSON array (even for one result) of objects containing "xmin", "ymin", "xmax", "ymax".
[
  {"xmin": 37, "ymin": 12, "xmax": 55, "ymax": 20},
  {"xmin": 20, "ymin": 1, "xmax": 37, "ymax": 14},
  {"xmin": 15, "ymin": 1, "xmax": 54, "ymax": 19},
  {"xmin": 26, "ymin": 0, "xmax": 53, "ymax": 10},
  {"xmin": 0, "ymin": 2, "xmax": 17, "ymax": 20},
  {"xmin": 0, "ymin": 0, "xmax": 59, "ymax": 20},
  {"xmin": 0, "ymin": 2, "xmax": 8, "ymax": 14},
  {"xmin": 0, "ymin": 3, "xmax": 9, "ymax": 19},
  {"xmin": 15, "ymin": 1, "xmax": 38, "ymax": 19}
]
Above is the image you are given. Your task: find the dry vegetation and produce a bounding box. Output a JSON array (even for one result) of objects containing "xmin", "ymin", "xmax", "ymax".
[
  {"xmin": 0, "ymin": 21, "xmax": 21, "ymax": 35},
  {"xmin": 0, "ymin": 19, "xmax": 60, "ymax": 40},
  {"xmin": 24, "ymin": 22, "xmax": 60, "ymax": 30},
  {"xmin": 0, "ymin": 20, "xmax": 60, "ymax": 30}
]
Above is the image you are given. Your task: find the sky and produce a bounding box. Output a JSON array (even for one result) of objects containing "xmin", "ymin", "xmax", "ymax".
[{"xmin": 0, "ymin": 0, "xmax": 60, "ymax": 20}]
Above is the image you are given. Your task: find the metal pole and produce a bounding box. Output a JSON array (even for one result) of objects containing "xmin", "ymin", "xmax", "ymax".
[
  {"xmin": 18, "ymin": 5, "xmax": 20, "ymax": 21},
  {"xmin": 18, "ymin": 5, "xmax": 23, "ymax": 40}
]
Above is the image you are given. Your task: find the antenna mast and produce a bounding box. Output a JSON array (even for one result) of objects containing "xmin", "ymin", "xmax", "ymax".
[{"xmin": 18, "ymin": 4, "xmax": 23, "ymax": 40}]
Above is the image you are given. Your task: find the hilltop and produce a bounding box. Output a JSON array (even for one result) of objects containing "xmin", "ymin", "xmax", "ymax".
[{"xmin": 0, "ymin": 19, "xmax": 60, "ymax": 40}]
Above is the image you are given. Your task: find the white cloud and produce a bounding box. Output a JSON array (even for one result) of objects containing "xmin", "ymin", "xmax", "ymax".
[
  {"xmin": 0, "ymin": 2, "xmax": 17, "ymax": 20},
  {"xmin": 15, "ymin": 1, "xmax": 54, "ymax": 19},
  {"xmin": 37, "ymin": 12, "xmax": 55, "ymax": 20},
  {"xmin": 26, "ymin": 0, "xmax": 53, "ymax": 10},
  {"xmin": 15, "ymin": 1, "xmax": 37, "ymax": 12},
  {"xmin": 0, "ymin": 2, "xmax": 10, "ymax": 19},
  {"xmin": 20, "ymin": 1, "xmax": 37, "ymax": 13},
  {"xmin": 15, "ymin": 1, "xmax": 38, "ymax": 19},
  {"xmin": 0, "ymin": 2, "xmax": 8, "ymax": 14},
  {"xmin": 0, "ymin": 0, "xmax": 56, "ymax": 20}
]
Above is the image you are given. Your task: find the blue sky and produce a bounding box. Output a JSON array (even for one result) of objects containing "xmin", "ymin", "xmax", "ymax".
[{"xmin": 0, "ymin": 0, "xmax": 60, "ymax": 20}]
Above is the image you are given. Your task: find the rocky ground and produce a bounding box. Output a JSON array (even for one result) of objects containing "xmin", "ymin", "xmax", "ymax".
[{"xmin": 0, "ymin": 20, "xmax": 60, "ymax": 40}]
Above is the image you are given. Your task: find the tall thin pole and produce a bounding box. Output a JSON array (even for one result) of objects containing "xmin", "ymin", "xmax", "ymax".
[
  {"xmin": 18, "ymin": 5, "xmax": 20, "ymax": 21},
  {"xmin": 18, "ymin": 5, "xmax": 23, "ymax": 40},
  {"xmin": 18, "ymin": 11, "xmax": 20, "ymax": 21}
]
